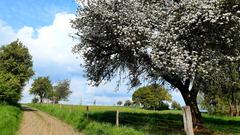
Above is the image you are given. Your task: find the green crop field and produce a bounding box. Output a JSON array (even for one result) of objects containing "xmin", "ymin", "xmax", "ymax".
[
  {"xmin": 0, "ymin": 105, "xmax": 22, "ymax": 135},
  {"xmin": 29, "ymin": 104, "xmax": 240, "ymax": 135}
]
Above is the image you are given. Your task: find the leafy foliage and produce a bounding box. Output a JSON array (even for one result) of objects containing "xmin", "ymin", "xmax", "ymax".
[
  {"xmin": 52, "ymin": 79, "xmax": 72, "ymax": 104},
  {"xmin": 124, "ymin": 100, "xmax": 132, "ymax": 106},
  {"xmin": 171, "ymin": 101, "xmax": 182, "ymax": 110},
  {"xmin": 0, "ymin": 40, "xmax": 34, "ymax": 104},
  {"xmin": 71, "ymin": 0, "xmax": 240, "ymax": 125},
  {"xmin": 199, "ymin": 62, "xmax": 240, "ymax": 115},
  {"xmin": 32, "ymin": 97, "xmax": 39, "ymax": 103},
  {"xmin": 132, "ymin": 84, "xmax": 172, "ymax": 110},
  {"xmin": 117, "ymin": 101, "xmax": 123, "ymax": 106},
  {"xmin": 30, "ymin": 77, "xmax": 53, "ymax": 103},
  {"xmin": 0, "ymin": 73, "xmax": 21, "ymax": 104}
]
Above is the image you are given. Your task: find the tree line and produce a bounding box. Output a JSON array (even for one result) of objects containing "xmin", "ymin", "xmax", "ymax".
[
  {"xmin": 0, "ymin": 40, "xmax": 71, "ymax": 105},
  {"xmin": 30, "ymin": 77, "xmax": 72, "ymax": 104}
]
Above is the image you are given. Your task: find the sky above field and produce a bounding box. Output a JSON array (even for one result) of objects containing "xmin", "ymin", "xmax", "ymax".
[{"xmin": 0, "ymin": 0, "xmax": 184, "ymax": 105}]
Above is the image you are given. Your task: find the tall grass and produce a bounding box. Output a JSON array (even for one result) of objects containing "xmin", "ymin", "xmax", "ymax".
[
  {"xmin": 29, "ymin": 104, "xmax": 240, "ymax": 135},
  {"xmin": 203, "ymin": 114, "xmax": 240, "ymax": 134},
  {"xmin": 29, "ymin": 104, "xmax": 146, "ymax": 135},
  {"xmin": 0, "ymin": 105, "xmax": 22, "ymax": 135}
]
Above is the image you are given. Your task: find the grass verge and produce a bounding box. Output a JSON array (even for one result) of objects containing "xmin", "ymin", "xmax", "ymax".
[
  {"xmin": 29, "ymin": 104, "xmax": 147, "ymax": 135},
  {"xmin": 29, "ymin": 104, "xmax": 240, "ymax": 135},
  {"xmin": 0, "ymin": 105, "xmax": 22, "ymax": 135}
]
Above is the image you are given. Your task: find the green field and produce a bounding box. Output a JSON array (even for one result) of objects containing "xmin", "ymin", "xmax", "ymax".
[
  {"xmin": 0, "ymin": 105, "xmax": 22, "ymax": 135},
  {"xmin": 29, "ymin": 104, "xmax": 240, "ymax": 135}
]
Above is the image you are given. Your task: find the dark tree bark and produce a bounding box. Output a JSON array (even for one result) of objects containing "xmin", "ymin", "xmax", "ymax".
[
  {"xmin": 163, "ymin": 76, "xmax": 203, "ymax": 128},
  {"xmin": 229, "ymin": 102, "xmax": 234, "ymax": 116},
  {"xmin": 235, "ymin": 100, "xmax": 239, "ymax": 116},
  {"xmin": 40, "ymin": 95, "xmax": 43, "ymax": 103},
  {"xmin": 179, "ymin": 88, "xmax": 203, "ymax": 128}
]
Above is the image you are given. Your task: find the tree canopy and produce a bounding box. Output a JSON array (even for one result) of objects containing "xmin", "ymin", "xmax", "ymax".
[
  {"xmin": 72, "ymin": 0, "xmax": 240, "ymax": 127},
  {"xmin": 30, "ymin": 77, "xmax": 53, "ymax": 103},
  {"xmin": 132, "ymin": 84, "xmax": 171, "ymax": 110},
  {"xmin": 0, "ymin": 40, "xmax": 34, "ymax": 104},
  {"xmin": 199, "ymin": 62, "xmax": 240, "ymax": 116},
  {"xmin": 117, "ymin": 101, "xmax": 123, "ymax": 106},
  {"xmin": 52, "ymin": 79, "xmax": 72, "ymax": 104},
  {"xmin": 124, "ymin": 100, "xmax": 132, "ymax": 106},
  {"xmin": 30, "ymin": 78, "xmax": 72, "ymax": 104}
]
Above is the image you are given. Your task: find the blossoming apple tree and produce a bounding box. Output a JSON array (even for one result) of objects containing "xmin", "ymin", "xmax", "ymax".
[{"xmin": 71, "ymin": 0, "xmax": 240, "ymax": 127}]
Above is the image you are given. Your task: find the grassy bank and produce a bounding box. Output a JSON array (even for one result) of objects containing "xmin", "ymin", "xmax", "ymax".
[
  {"xmin": 0, "ymin": 105, "xmax": 22, "ymax": 135},
  {"xmin": 203, "ymin": 114, "xmax": 240, "ymax": 134},
  {"xmin": 29, "ymin": 104, "xmax": 240, "ymax": 135},
  {"xmin": 29, "ymin": 104, "xmax": 147, "ymax": 135}
]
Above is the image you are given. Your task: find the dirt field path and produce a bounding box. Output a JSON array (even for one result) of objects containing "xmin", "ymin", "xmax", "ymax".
[{"xmin": 18, "ymin": 106, "xmax": 83, "ymax": 135}]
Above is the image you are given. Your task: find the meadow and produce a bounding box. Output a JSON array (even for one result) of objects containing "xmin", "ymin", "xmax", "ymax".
[
  {"xmin": 0, "ymin": 105, "xmax": 22, "ymax": 135},
  {"xmin": 28, "ymin": 104, "xmax": 240, "ymax": 135}
]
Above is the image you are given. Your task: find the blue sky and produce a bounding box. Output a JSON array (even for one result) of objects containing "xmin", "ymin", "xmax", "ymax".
[
  {"xmin": 0, "ymin": 0, "xmax": 184, "ymax": 106},
  {"xmin": 0, "ymin": 0, "xmax": 77, "ymax": 29}
]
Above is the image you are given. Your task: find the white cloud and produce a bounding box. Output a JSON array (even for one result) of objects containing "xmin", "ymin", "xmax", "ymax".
[
  {"xmin": 22, "ymin": 13, "xmax": 81, "ymax": 66},
  {"xmin": 0, "ymin": 12, "xmax": 132, "ymax": 105},
  {"xmin": 0, "ymin": 20, "xmax": 16, "ymax": 45}
]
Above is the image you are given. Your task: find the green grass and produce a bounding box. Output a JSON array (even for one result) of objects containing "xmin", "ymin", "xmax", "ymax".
[
  {"xmin": 28, "ymin": 104, "xmax": 240, "ymax": 135},
  {"xmin": 0, "ymin": 105, "xmax": 22, "ymax": 135},
  {"xmin": 29, "ymin": 104, "xmax": 147, "ymax": 135},
  {"xmin": 203, "ymin": 114, "xmax": 240, "ymax": 134}
]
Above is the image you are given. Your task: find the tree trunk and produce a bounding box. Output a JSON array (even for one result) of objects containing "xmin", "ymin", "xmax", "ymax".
[
  {"xmin": 229, "ymin": 102, "xmax": 234, "ymax": 116},
  {"xmin": 40, "ymin": 96, "xmax": 43, "ymax": 103},
  {"xmin": 235, "ymin": 100, "xmax": 239, "ymax": 116},
  {"xmin": 162, "ymin": 76, "xmax": 202, "ymax": 129},
  {"xmin": 180, "ymin": 89, "xmax": 203, "ymax": 129},
  {"xmin": 186, "ymin": 97, "xmax": 202, "ymax": 128}
]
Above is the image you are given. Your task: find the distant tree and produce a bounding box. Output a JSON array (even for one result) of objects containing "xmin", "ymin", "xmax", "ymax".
[
  {"xmin": 117, "ymin": 101, "xmax": 122, "ymax": 106},
  {"xmin": 124, "ymin": 100, "xmax": 132, "ymax": 106},
  {"xmin": 93, "ymin": 99, "xmax": 96, "ymax": 105},
  {"xmin": 132, "ymin": 84, "xmax": 172, "ymax": 110},
  {"xmin": 171, "ymin": 101, "xmax": 182, "ymax": 110},
  {"xmin": 0, "ymin": 40, "xmax": 34, "ymax": 104},
  {"xmin": 52, "ymin": 80, "xmax": 71, "ymax": 104},
  {"xmin": 32, "ymin": 97, "xmax": 39, "ymax": 103},
  {"xmin": 30, "ymin": 77, "xmax": 52, "ymax": 103}
]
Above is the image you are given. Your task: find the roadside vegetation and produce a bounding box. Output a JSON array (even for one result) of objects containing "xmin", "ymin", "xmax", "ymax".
[
  {"xmin": 29, "ymin": 104, "xmax": 240, "ymax": 135},
  {"xmin": 0, "ymin": 40, "xmax": 31, "ymax": 135},
  {"xmin": 0, "ymin": 105, "xmax": 22, "ymax": 135},
  {"xmin": 0, "ymin": 40, "xmax": 34, "ymax": 104},
  {"xmin": 29, "ymin": 104, "xmax": 147, "ymax": 135}
]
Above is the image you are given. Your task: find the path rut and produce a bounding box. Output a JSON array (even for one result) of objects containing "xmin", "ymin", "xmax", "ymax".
[{"xmin": 18, "ymin": 106, "xmax": 83, "ymax": 135}]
